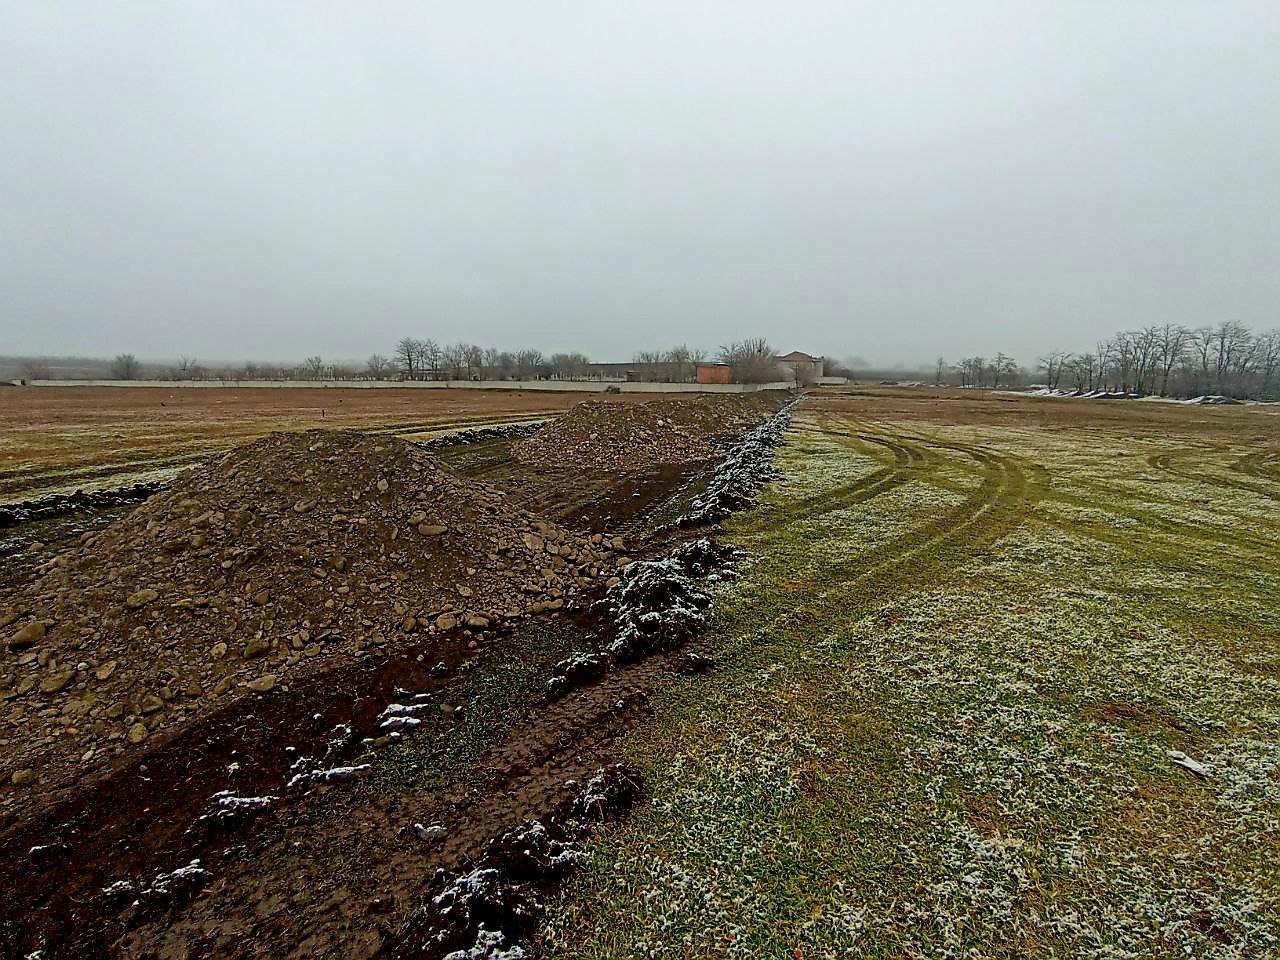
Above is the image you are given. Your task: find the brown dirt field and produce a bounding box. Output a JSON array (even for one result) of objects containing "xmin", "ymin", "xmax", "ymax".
[{"xmin": 0, "ymin": 387, "xmax": 653, "ymax": 500}]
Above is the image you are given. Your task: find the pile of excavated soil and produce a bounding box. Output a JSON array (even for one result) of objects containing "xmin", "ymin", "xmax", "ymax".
[
  {"xmin": 0, "ymin": 430, "xmax": 627, "ymax": 804},
  {"xmin": 512, "ymin": 394, "xmax": 780, "ymax": 471}
]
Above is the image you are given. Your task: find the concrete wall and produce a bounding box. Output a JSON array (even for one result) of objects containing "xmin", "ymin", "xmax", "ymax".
[{"xmin": 23, "ymin": 378, "xmax": 795, "ymax": 394}]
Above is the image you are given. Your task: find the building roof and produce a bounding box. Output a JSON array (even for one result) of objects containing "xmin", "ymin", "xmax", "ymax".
[{"xmin": 776, "ymin": 351, "xmax": 821, "ymax": 362}]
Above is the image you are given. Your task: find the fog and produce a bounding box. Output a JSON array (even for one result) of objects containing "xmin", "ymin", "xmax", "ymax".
[{"xmin": 1, "ymin": 2, "xmax": 1277, "ymax": 366}]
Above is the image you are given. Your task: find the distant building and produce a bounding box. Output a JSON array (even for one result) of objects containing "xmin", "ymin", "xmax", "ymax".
[
  {"xmin": 696, "ymin": 363, "xmax": 732, "ymax": 384},
  {"xmin": 774, "ymin": 350, "xmax": 823, "ymax": 385}
]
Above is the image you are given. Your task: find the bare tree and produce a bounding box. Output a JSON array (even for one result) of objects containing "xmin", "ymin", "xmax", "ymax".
[
  {"xmin": 513, "ymin": 349, "xmax": 544, "ymax": 379},
  {"xmin": 1029, "ymin": 319, "xmax": 1279, "ymax": 399},
  {"xmin": 1212, "ymin": 321, "xmax": 1251, "ymax": 394},
  {"xmin": 1064, "ymin": 353, "xmax": 1091, "ymax": 392},
  {"xmin": 440, "ymin": 342, "xmax": 466, "ymax": 379},
  {"xmin": 1189, "ymin": 326, "xmax": 1215, "ymax": 394},
  {"xmin": 716, "ymin": 338, "xmax": 776, "ymax": 383},
  {"xmin": 420, "ymin": 339, "xmax": 443, "ymax": 379},
  {"xmin": 394, "ymin": 337, "xmax": 423, "ymax": 379},
  {"xmin": 664, "ymin": 345, "xmax": 696, "ymax": 382},
  {"xmin": 550, "ymin": 352, "xmax": 591, "ymax": 379},
  {"xmin": 171, "ymin": 355, "xmax": 198, "ymax": 380},
  {"xmin": 303, "ymin": 356, "xmax": 327, "ymax": 380},
  {"xmin": 462, "ymin": 344, "xmax": 485, "ymax": 379},
  {"xmin": 631, "ymin": 350, "xmax": 664, "ymax": 382},
  {"xmin": 1037, "ymin": 351, "xmax": 1071, "ymax": 389},
  {"xmin": 992, "ymin": 352, "xmax": 1018, "ymax": 389},
  {"xmin": 1154, "ymin": 323, "xmax": 1189, "ymax": 396},
  {"xmin": 1251, "ymin": 330, "xmax": 1279, "ymax": 399},
  {"xmin": 365, "ymin": 354, "xmax": 392, "ymax": 379},
  {"xmin": 111, "ymin": 353, "xmax": 140, "ymax": 380}
]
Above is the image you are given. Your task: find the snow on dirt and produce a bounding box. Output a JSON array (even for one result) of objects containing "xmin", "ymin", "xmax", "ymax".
[
  {"xmin": 388, "ymin": 764, "xmax": 640, "ymax": 960},
  {"xmin": 679, "ymin": 398, "xmax": 799, "ymax": 526}
]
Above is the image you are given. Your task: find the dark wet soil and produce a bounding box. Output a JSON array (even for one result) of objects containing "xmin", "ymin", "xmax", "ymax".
[
  {"xmin": 0, "ymin": 397, "xmax": 801, "ymax": 959},
  {"xmin": 0, "ymin": 621, "xmax": 493, "ymax": 958},
  {"xmin": 0, "ymin": 422, "xmax": 751, "ymax": 959}
]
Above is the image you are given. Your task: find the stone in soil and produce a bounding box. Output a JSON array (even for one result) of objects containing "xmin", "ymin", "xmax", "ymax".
[
  {"xmin": 513, "ymin": 394, "xmax": 779, "ymax": 473},
  {"xmin": 0, "ymin": 429, "xmax": 617, "ymax": 811}
]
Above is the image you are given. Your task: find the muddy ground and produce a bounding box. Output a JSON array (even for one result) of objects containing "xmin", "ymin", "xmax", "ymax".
[{"xmin": 0, "ymin": 394, "xmax": 781, "ymax": 959}]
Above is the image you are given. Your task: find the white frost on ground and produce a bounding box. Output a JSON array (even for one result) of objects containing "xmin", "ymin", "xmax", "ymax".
[{"xmin": 541, "ymin": 420, "xmax": 1280, "ymax": 959}]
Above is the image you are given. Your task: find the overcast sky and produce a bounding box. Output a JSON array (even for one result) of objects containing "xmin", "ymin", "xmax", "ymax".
[{"xmin": 1, "ymin": 2, "xmax": 1277, "ymax": 367}]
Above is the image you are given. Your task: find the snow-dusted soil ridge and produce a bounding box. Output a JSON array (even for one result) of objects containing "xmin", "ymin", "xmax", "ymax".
[
  {"xmin": 414, "ymin": 422, "xmax": 544, "ymax": 450},
  {"xmin": 387, "ymin": 764, "xmax": 639, "ymax": 960},
  {"xmin": 679, "ymin": 398, "xmax": 801, "ymax": 527},
  {"xmin": 545, "ymin": 401, "xmax": 803, "ymax": 698},
  {"xmin": 0, "ymin": 480, "xmax": 171, "ymax": 529}
]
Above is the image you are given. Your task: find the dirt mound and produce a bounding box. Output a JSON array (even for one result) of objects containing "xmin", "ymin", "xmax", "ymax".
[
  {"xmin": 0, "ymin": 430, "xmax": 625, "ymax": 807},
  {"xmin": 512, "ymin": 394, "xmax": 779, "ymax": 471}
]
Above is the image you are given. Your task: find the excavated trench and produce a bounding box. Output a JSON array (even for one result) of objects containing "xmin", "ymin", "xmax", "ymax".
[{"xmin": 0, "ymin": 399, "xmax": 798, "ymax": 959}]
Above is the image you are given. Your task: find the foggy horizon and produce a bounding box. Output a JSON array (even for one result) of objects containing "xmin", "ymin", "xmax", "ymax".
[{"xmin": 2, "ymin": 2, "xmax": 1277, "ymax": 367}]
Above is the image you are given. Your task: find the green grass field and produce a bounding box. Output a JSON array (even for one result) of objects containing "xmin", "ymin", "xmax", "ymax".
[{"xmin": 542, "ymin": 410, "xmax": 1280, "ymax": 959}]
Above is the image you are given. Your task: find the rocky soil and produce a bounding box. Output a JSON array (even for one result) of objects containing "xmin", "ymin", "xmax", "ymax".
[
  {"xmin": 512, "ymin": 394, "xmax": 780, "ymax": 472},
  {"xmin": 0, "ymin": 430, "xmax": 629, "ymax": 811}
]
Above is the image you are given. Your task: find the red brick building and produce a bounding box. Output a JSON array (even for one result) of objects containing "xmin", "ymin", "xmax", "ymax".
[{"xmin": 695, "ymin": 363, "xmax": 733, "ymax": 384}]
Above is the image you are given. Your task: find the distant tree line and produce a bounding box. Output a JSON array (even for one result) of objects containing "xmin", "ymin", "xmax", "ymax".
[
  {"xmin": 10, "ymin": 335, "xmax": 824, "ymax": 386},
  {"xmin": 388, "ymin": 339, "xmax": 593, "ymax": 381},
  {"xmin": 950, "ymin": 353, "xmax": 1024, "ymax": 390},
  {"xmin": 1038, "ymin": 322, "xmax": 1280, "ymax": 399},
  {"xmin": 630, "ymin": 344, "xmax": 708, "ymax": 382},
  {"xmin": 717, "ymin": 338, "xmax": 782, "ymax": 383}
]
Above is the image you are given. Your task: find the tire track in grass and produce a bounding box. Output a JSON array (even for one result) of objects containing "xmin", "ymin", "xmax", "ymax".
[
  {"xmin": 540, "ymin": 422, "xmax": 1046, "ymax": 954},
  {"xmin": 1040, "ymin": 485, "xmax": 1280, "ymax": 561},
  {"xmin": 1070, "ymin": 476, "xmax": 1280, "ymax": 533},
  {"xmin": 545, "ymin": 416, "xmax": 1280, "ymax": 958},
  {"xmin": 1232, "ymin": 450, "xmax": 1280, "ymax": 483},
  {"xmin": 745, "ymin": 418, "xmax": 1043, "ymax": 623},
  {"xmin": 1148, "ymin": 450, "xmax": 1280, "ymax": 503},
  {"xmin": 741, "ymin": 420, "xmax": 935, "ymax": 533},
  {"xmin": 1035, "ymin": 511, "xmax": 1280, "ymax": 580}
]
